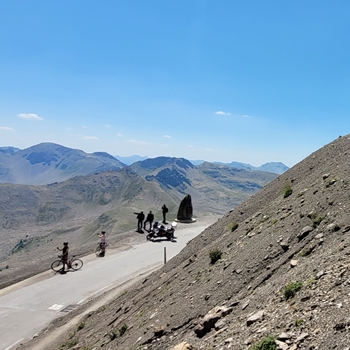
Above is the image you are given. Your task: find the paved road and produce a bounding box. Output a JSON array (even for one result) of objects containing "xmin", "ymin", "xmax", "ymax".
[{"xmin": 0, "ymin": 216, "xmax": 220, "ymax": 350}]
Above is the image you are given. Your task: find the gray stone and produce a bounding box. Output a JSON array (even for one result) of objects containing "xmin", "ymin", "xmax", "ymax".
[
  {"xmin": 316, "ymin": 270, "xmax": 325, "ymax": 279},
  {"xmin": 275, "ymin": 340, "xmax": 289, "ymax": 350},
  {"xmin": 241, "ymin": 300, "xmax": 250, "ymax": 310},
  {"xmin": 296, "ymin": 332, "xmax": 308, "ymax": 342},
  {"xmin": 247, "ymin": 310, "xmax": 264, "ymax": 326},
  {"xmin": 297, "ymin": 226, "xmax": 313, "ymax": 241},
  {"xmin": 214, "ymin": 319, "xmax": 226, "ymax": 330},
  {"xmin": 290, "ymin": 259, "xmax": 298, "ymax": 267},
  {"xmin": 194, "ymin": 305, "xmax": 233, "ymax": 337},
  {"xmin": 280, "ymin": 242, "xmax": 289, "ymax": 251},
  {"xmin": 171, "ymin": 342, "xmax": 193, "ymax": 350},
  {"xmin": 277, "ymin": 332, "xmax": 291, "ymax": 340}
]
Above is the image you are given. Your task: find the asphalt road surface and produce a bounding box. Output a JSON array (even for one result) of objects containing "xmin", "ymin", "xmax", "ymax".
[{"xmin": 0, "ymin": 216, "xmax": 220, "ymax": 350}]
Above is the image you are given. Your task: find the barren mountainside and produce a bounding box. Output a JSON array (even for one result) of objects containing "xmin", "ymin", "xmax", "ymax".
[
  {"xmin": 0, "ymin": 142, "xmax": 126, "ymax": 185},
  {"xmin": 21, "ymin": 134, "xmax": 350, "ymax": 350}
]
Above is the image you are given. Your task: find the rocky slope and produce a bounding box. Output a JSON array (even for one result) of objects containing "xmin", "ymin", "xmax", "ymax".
[{"xmin": 20, "ymin": 134, "xmax": 350, "ymax": 350}]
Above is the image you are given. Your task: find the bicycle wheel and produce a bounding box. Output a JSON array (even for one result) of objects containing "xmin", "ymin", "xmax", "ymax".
[
  {"xmin": 51, "ymin": 260, "xmax": 63, "ymax": 272},
  {"xmin": 95, "ymin": 244, "xmax": 101, "ymax": 256},
  {"xmin": 70, "ymin": 258, "xmax": 83, "ymax": 270}
]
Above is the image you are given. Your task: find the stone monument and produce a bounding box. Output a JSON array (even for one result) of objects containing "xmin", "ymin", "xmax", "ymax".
[{"xmin": 176, "ymin": 194, "xmax": 196, "ymax": 223}]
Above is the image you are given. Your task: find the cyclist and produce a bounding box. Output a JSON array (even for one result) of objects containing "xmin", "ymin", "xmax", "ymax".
[
  {"xmin": 57, "ymin": 242, "xmax": 71, "ymax": 273},
  {"xmin": 98, "ymin": 231, "xmax": 107, "ymax": 257}
]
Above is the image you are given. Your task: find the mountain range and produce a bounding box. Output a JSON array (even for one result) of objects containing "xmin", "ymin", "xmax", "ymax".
[
  {"xmin": 116, "ymin": 155, "xmax": 289, "ymax": 174},
  {"xmin": 0, "ymin": 143, "xmax": 126, "ymax": 185},
  {"xmin": 0, "ymin": 143, "xmax": 288, "ymax": 186}
]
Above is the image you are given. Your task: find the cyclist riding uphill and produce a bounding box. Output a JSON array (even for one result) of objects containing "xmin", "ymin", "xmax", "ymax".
[
  {"xmin": 98, "ymin": 231, "xmax": 107, "ymax": 257},
  {"xmin": 57, "ymin": 242, "xmax": 71, "ymax": 273}
]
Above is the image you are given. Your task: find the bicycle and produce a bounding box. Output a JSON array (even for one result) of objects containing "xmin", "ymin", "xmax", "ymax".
[
  {"xmin": 95, "ymin": 242, "xmax": 108, "ymax": 257},
  {"xmin": 51, "ymin": 255, "xmax": 83, "ymax": 272}
]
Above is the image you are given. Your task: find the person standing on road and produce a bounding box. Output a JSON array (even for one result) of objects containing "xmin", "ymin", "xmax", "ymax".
[
  {"xmin": 98, "ymin": 231, "xmax": 107, "ymax": 257},
  {"xmin": 57, "ymin": 242, "xmax": 71, "ymax": 273},
  {"xmin": 134, "ymin": 211, "xmax": 145, "ymax": 232},
  {"xmin": 161, "ymin": 204, "xmax": 168, "ymax": 224},
  {"xmin": 144, "ymin": 210, "xmax": 154, "ymax": 231}
]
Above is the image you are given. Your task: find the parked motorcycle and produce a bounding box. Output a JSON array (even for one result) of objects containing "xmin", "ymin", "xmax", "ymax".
[{"xmin": 146, "ymin": 221, "xmax": 177, "ymax": 241}]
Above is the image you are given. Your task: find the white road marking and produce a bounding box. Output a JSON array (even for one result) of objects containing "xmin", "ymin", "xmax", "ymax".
[{"xmin": 48, "ymin": 304, "xmax": 64, "ymax": 311}]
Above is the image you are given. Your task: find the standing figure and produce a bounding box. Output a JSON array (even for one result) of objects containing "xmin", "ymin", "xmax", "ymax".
[
  {"xmin": 57, "ymin": 242, "xmax": 71, "ymax": 273},
  {"xmin": 144, "ymin": 211, "xmax": 154, "ymax": 231},
  {"xmin": 134, "ymin": 211, "xmax": 145, "ymax": 232},
  {"xmin": 98, "ymin": 230, "xmax": 107, "ymax": 257},
  {"xmin": 161, "ymin": 204, "xmax": 168, "ymax": 224}
]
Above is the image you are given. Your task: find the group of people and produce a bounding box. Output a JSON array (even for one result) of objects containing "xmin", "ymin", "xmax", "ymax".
[
  {"xmin": 56, "ymin": 205, "xmax": 170, "ymax": 273},
  {"xmin": 134, "ymin": 204, "xmax": 168, "ymax": 232}
]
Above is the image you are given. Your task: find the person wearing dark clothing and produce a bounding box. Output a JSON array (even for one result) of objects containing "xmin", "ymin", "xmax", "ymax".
[
  {"xmin": 161, "ymin": 204, "xmax": 168, "ymax": 224},
  {"xmin": 98, "ymin": 231, "xmax": 107, "ymax": 257},
  {"xmin": 134, "ymin": 211, "xmax": 145, "ymax": 231},
  {"xmin": 57, "ymin": 242, "xmax": 71, "ymax": 273},
  {"xmin": 143, "ymin": 211, "xmax": 154, "ymax": 231}
]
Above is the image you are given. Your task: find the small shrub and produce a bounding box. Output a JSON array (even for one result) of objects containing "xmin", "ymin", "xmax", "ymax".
[
  {"xmin": 109, "ymin": 331, "xmax": 117, "ymax": 341},
  {"xmin": 60, "ymin": 338, "xmax": 77, "ymax": 349},
  {"xmin": 229, "ymin": 221, "xmax": 239, "ymax": 232},
  {"xmin": 209, "ymin": 248, "xmax": 223, "ymax": 264},
  {"xmin": 283, "ymin": 186, "xmax": 293, "ymax": 198},
  {"xmin": 313, "ymin": 215, "xmax": 325, "ymax": 228},
  {"xmin": 306, "ymin": 277, "xmax": 316, "ymax": 286},
  {"xmin": 109, "ymin": 324, "xmax": 128, "ymax": 340},
  {"xmin": 294, "ymin": 318, "xmax": 304, "ymax": 326},
  {"xmin": 284, "ymin": 281, "xmax": 303, "ymax": 300},
  {"xmin": 251, "ymin": 335, "xmax": 277, "ymax": 350},
  {"xmin": 77, "ymin": 322, "xmax": 85, "ymax": 330}
]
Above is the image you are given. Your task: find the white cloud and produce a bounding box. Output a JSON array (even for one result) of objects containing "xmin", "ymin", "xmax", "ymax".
[
  {"xmin": 116, "ymin": 133, "xmax": 123, "ymax": 137},
  {"xmin": 82, "ymin": 136, "xmax": 99, "ymax": 140},
  {"xmin": 18, "ymin": 113, "xmax": 43, "ymax": 120},
  {"xmin": 215, "ymin": 111, "xmax": 231, "ymax": 116},
  {"xmin": 82, "ymin": 126, "xmax": 88, "ymax": 129},
  {"xmin": 242, "ymin": 114, "xmax": 252, "ymax": 118},
  {"xmin": 163, "ymin": 135, "xmax": 171, "ymax": 138},
  {"xmin": 0, "ymin": 126, "xmax": 15, "ymax": 131}
]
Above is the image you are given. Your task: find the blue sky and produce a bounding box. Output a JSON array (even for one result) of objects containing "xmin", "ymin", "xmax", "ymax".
[{"xmin": 1, "ymin": 1, "xmax": 350, "ymax": 167}]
